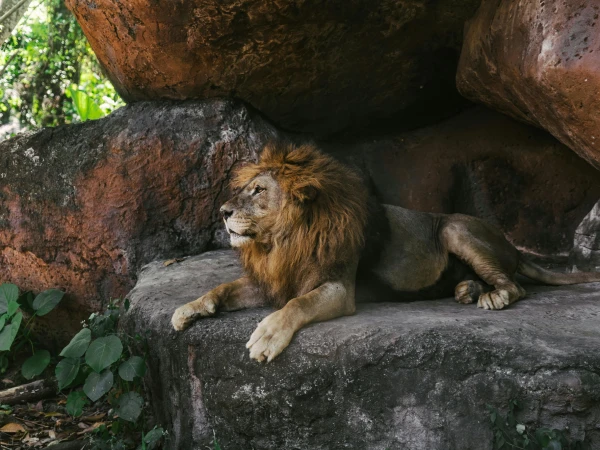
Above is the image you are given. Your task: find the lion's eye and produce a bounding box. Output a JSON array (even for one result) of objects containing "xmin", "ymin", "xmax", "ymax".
[{"xmin": 252, "ymin": 186, "xmax": 266, "ymax": 195}]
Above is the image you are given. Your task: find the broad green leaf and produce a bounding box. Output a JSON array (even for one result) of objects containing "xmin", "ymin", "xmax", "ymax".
[
  {"xmin": 0, "ymin": 284, "xmax": 18, "ymax": 315},
  {"xmin": 144, "ymin": 427, "xmax": 165, "ymax": 445},
  {"xmin": 85, "ymin": 335, "xmax": 122, "ymax": 373},
  {"xmin": 21, "ymin": 350, "xmax": 50, "ymax": 380},
  {"xmin": 83, "ymin": 369, "xmax": 113, "ymax": 402},
  {"xmin": 66, "ymin": 390, "xmax": 88, "ymax": 417},
  {"xmin": 32, "ymin": 289, "xmax": 64, "ymax": 316},
  {"xmin": 0, "ymin": 313, "xmax": 22, "ymax": 351},
  {"xmin": 60, "ymin": 328, "xmax": 91, "ymax": 358},
  {"xmin": 116, "ymin": 391, "xmax": 143, "ymax": 422},
  {"xmin": 0, "ymin": 315, "xmax": 6, "ymax": 333},
  {"xmin": 118, "ymin": 356, "xmax": 146, "ymax": 381},
  {"xmin": 55, "ymin": 357, "xmax": 80, "ymax": 390},
  {"xmin": 6, "ymin": 300, "xmax": 19, "ymax": 318},
  {"xmin": 68, "ymin": 87, "xmax": 105, "ymax": 121}
]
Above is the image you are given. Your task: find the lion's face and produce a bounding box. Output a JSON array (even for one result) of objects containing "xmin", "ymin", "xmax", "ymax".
[{"xmin": 220, "ymin": 173, "xmax": 283, "ymax": 247}]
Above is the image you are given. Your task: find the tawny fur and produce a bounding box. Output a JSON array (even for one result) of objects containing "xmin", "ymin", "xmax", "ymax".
[{"xmin": 233, "ymin": 143, "xmax": 368, "ymax": 307}]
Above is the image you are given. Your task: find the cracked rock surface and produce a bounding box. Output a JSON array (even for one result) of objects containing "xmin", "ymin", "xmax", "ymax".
[
  {"xmin": 457, "ymin": 0, "xmax": 600, "ymax": 170},
  {"xmin": 123, "ymin": 250, "xmax": 600, "ymax": 450},
  {"xmin": 66, "ymin": 0, "xmax": 480, "ymax": 135}
]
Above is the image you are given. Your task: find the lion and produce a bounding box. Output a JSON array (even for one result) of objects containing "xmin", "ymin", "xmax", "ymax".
[{"xmin": 172, "ymin": 143, "xmax": 600, "ymax": 362}]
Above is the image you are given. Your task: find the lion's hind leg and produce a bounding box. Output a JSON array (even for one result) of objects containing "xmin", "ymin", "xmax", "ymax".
[{"xmin": 443, "ymin": 215, "xmax": 526, "ymax": 310}]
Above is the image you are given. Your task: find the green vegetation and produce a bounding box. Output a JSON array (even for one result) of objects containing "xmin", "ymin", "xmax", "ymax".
[
  {"xmin": 0, "ymin": 281, "xmax": 165, "ymax": 448},
  {"xmin": 0, "ymin": 282, "xmax": 64, "ymax": 377},
  {"xmin": 0, "ymin": 0, "xmax": 124, "ymax": 140},
  {"xmin": 58, "ymin": 299, "xmax": 167, "ymax": 449},
  {"xmin": 488, "ymin": 399, "xmax": 587, "ymax": 450}
]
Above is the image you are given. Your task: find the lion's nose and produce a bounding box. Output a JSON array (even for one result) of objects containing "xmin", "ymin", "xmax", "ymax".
[{"xmin": 220, "ymin": 205, "xmax": 233, "ymax": 219}]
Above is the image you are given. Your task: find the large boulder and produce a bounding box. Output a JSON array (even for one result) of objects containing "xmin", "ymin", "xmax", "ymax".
[
  {"xmin": 456, "ymin": 0, "xmax": 600, "ymax": 170},
  {"xmin": 123, "ymin": 250, "xmax": 600, "ymax": 449},
  {"xmin": 65, "ymin": 0, "xmax": 480, "ymax": 135},
  {"xmin": 0, "ymin": 99, "xmax": 278, "ymax": 340},
  {"xmin": 570, "ymin": 201, "xmax": 600, "ymax": 272}
]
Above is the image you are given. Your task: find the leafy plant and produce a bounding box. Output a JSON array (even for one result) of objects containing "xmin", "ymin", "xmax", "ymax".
[
  {"xmin": 0, "ymin": 282, "xmax": 64, "ymax": 377},
  {"xmin": 488, "ymin": 399, "xmax": 587, "ymax": 450},
  {"xmin": 58, "ymin": 299, "xmax": 165, "ymax": 450}
]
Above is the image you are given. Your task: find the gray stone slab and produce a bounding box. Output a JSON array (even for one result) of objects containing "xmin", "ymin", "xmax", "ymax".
[{"xmin": 123, "ymin": 250, "xmax": 600, "ymax": 450}]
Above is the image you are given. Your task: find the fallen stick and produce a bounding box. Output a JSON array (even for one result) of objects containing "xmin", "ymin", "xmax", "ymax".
[{"xmin": 0, "ymin": 378, "xmax": 57, "ymax": 405}]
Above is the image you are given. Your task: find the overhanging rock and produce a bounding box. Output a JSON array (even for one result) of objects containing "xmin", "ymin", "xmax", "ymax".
[{"xmin": 123, "ymin": 250, "xmax": 600, "ymax": 449}]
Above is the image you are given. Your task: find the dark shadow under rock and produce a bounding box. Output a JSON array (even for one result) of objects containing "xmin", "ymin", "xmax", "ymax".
[{"xmin": 123, "ymin": 250, "xmax": 600, "ymax": 450}]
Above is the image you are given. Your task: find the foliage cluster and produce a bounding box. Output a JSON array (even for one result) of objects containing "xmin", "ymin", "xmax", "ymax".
[
  {"xmin": 0, "ymin": 0, "xmax": 123, "ymax": 139},
  {"xmin": 58, "ymin": 300, "xmax": 166, "ymax": 449},
  {"xmin": 0, "ymin": 282, "xmax": 64, "ymax": 377},
  {"xmin": 488, "ymin": 399, "xmax": 587, "ymax": 450},
  {"xmin": 0, "ymin": 282, "xmax": 165, "ymax": 449}
]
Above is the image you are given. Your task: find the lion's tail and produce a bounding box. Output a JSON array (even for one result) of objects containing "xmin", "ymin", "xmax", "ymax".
[{"xmin": 518, "ymin": 257, "xmax": 600, "ymax": 285}]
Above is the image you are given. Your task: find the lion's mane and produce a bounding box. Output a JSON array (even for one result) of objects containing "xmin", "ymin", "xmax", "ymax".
[{"xmin": 232, "ymin": 143, "xmax": 368, "ymax": 307}]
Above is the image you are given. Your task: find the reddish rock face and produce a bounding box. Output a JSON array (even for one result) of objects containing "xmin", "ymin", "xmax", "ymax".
[
  {"xmin": 0, "ymin": 100, "xmax": 278, "ymax": 342},
  {"xmin": 65, "ymin": 0, "xmax": 480, "ymax": 135},
  {"xmin": 456, "ymin": 0, "xmax": 600, "ymax": 170}
]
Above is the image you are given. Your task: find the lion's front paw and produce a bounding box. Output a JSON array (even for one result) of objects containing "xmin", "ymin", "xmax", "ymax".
[
  {"xmin": 171, "ymin": 295, "xmax": 218, "ymax": 331},
  {"xmin": 246, "ymin": 311, "xmax": 296, "ymax": 363}
]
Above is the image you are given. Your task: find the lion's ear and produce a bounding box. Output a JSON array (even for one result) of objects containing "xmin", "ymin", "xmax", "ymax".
[{"xmin": 294, "ymin": 185, "xmax": 318, "ymax": 203}]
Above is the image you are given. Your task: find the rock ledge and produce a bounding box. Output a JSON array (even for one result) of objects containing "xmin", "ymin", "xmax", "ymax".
[{"xmin": 124, "ymin": 250, "xmax": 600, "ymax": 450}]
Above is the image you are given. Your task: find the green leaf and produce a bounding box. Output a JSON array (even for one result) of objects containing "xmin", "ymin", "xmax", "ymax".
[
  {"xmin": 21, "ymin": 350, "xmax": 50, "ymax": 380},
  {"xmin": 0, "ymin": 312, "xmax": 22, "ymax": 351},
  {"xmin": 68, "ymin": 87, "xmax": 105, "ymax": 121},
  {"xmin": 0, "ymin": 315, "xmax": 6, "ymax": 333},
  {"xmin": 116, "ymin": 391, "xmax": 143, "ymax": 422},
  {"xmin": 55, "ymin": 357, "xmax": 80, "ymax": 390},
  {"xmin": 32, "ymin": 289, "xmax": 64, "ymax": 316},
  {"xmin": 144, "ymin": 427, "xmax": 164, "ymax": 445},
  {"xmin": 83, "ymin": 369, "xmax": 113, "ymax": 402},
  {"xmin": 536, "ymin": 429, "xmax": 551, "ymax": 447},
  {"xmin": 0, "ymin": 284, "xmax": 18, "ymax": 315},
  {"xmin": 66, "ymin": 390, "xmax": 88, "ymax": 417},
  {"xmin": 0, "ymin": 283, "xmax": 19, "ymax": 314},
  {"xmin": 60, "ymin": 328, "xmax": 91, "ymax": 358},
  {"xmin": 85, "ymin": 335, "xmax": 122, "ymax": 373},
  {"xmin": 6, "ymin": 300, "xmax": 19, "ymax": 318},
  {"xmin": 118, "ymin": 356, "xmax": 146, "ymax": 381}
]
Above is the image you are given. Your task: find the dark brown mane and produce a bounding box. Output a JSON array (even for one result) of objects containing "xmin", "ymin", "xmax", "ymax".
[{"xmin": 232, "ymin": 143, "xmax": 368, "ymax": 306}]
